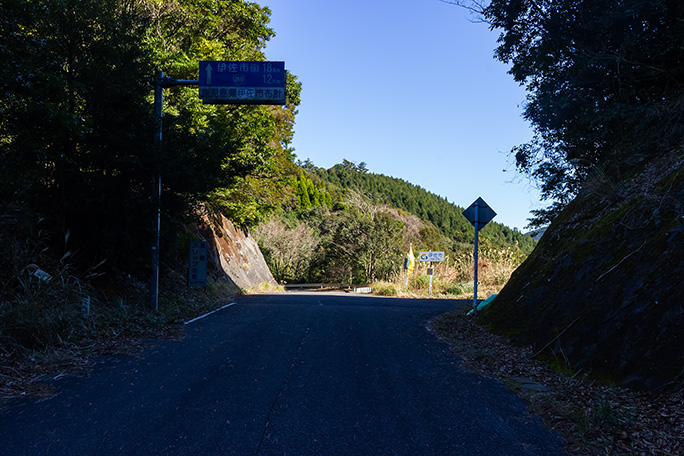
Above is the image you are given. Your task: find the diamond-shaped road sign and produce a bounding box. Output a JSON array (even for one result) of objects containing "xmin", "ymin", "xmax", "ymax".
[{"xmin": 462, "ymin": 197, "xmax": 496, "ymax": 227}]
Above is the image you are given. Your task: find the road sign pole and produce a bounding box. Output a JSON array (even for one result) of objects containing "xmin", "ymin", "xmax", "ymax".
[
  {"xmin": 462, "ymin": 197, "xmax": 496, "ymax": 310},
  {"xmin": 474, "ymin": 201, "xmax": 480, "ymax": 308},
  {"xmin": 151, "ymin": 71, "xmax": 163, "ymax": 311},
  {"xmin": 150, "ymin": 72, "xmax": 199, "ymax": 311},
  {"xmin": 473, "ymin": 221, "xmax": 479, "ymax": 308},
  {"xmin": 149, "ymin": 62, "xmax": 284, "ymax": 309}
]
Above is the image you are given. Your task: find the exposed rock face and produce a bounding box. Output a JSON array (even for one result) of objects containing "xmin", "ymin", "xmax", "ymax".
[
  {"xmin": 479, "ymin": 153, "xmax": 684, "ymax": 390},
  {"xmin": 196, "ymin": 211, "xmax": 277, "ymax": 291}
]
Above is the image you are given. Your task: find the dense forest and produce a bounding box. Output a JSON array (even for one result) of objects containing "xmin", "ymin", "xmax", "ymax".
[
  {"xmin": 315, "ymin": 160, "xmax": 536, "ymax": 252},
  {"xmin": 0, "ymin": 0, "xmax": 301, "ymax": 275}
]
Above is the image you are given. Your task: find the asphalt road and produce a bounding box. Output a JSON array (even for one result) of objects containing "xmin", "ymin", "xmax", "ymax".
[{"xmin": 0, "ymin": 292, "xmax": 567, "ymax": 456}]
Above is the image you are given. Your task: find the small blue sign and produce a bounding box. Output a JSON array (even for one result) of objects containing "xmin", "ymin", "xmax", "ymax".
[
  {"xmin": 418, "ymin": 251, "xmax": 445, "ymax": 262},
  {"xmin": 199, "ymin": 61, "xmax": 286, "ymax": 105}
]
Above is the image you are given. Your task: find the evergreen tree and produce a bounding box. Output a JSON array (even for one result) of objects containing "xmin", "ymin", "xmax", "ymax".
[{"xmin": 0, "ymin": 0, "xmax": 155, "ymax": 265}]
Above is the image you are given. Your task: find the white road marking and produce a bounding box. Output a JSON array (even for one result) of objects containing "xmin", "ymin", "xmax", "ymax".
[{"xmin": 184, "ymin": 302, "xmax": 237, "ymax": 325}]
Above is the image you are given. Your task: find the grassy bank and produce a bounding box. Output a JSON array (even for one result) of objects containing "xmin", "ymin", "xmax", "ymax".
[{"xmin": 0, "ymin": 223, "xmax": 240, "ymax": 400}]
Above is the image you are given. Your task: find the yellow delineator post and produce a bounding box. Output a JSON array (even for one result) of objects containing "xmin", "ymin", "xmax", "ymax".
[{"xmin": 405, "ymin": 245, "xmax": 415, "ymax": 287}]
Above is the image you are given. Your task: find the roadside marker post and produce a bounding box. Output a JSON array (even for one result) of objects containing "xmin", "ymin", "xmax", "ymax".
[
  {"xmin": 418, "ymin": 252, "xmax": 443, "ymax": 296},
  {"xmin": 462, "ymin": 197, "xmax": 496, "ymax": 309}
]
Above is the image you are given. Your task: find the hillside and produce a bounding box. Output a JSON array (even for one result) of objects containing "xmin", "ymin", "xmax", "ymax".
[
  {"xmin": 478, "ymin": 151, "xmax": 684, "ymax": 390},
  {"xmin": 313, "ymin": 162, "xmax": 536, "ymax": 254},
  {"xmin": 254, "ymin": 159, "xmax": 536, "ymax": 287}
]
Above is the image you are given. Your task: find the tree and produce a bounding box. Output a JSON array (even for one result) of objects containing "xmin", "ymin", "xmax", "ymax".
[
  {"xmin": 143, "ymin": 0, "xmax": 302, "ymax": 230},
  {"xmin": 0, "ymin": 0, "xmax": 302, "ymax": 271},
  {"xmin": 324, "ymin": 208, "xmax": 404, "ymax": 284},
  {"xmin": 317, "ymin": 161, "xmax": 535, "ymax": 252},
  {"xmin": 445, "ymin": 0, "xmax": 684, "ymax": 226},
  {"xmin": 0, "ymin": 0, "xmax": 155, "ymax": 265},
  {"xmin": 254, "ymin": 217, "xmax": 317, "ymax": 282}
]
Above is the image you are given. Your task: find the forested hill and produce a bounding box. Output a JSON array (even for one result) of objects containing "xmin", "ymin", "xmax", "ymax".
[{"xmin": 312, "ymin": 161, "xmax": 536, "ymax": 254}]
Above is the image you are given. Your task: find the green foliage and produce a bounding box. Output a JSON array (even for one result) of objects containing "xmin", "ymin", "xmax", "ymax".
[
  {"xmin": 1, "ymin": 0, "xmax": 302, "ymax": 271},
  {"xmin": 293, "ymin": 171, "xmax": 333, "ymax": 210},
  {"xmin": 144, "ymin": 0, "xmax": 302, "ymax": 230},
  {"xmin": 316, "ymin": 160, "xmax": 537, "ymax": 253},
  {"xmin": 0, "ymin": 0, "xmax": 156, "ymax": 266},
  {"xmin": 324, "ymin": 208, "xmax": 404, "ymax": 284},
  {"xmin": 480, "ymin": 0, "xmax": 684, "ymax": 226},
  {"xmin": 257, "ymin": 158, "xmax": 535, "ymax": 286}
]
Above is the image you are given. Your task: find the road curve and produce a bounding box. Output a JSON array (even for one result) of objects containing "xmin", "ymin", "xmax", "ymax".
[{"xmin": 0, "ymin": 292, "xmax": 566, "ymax": 455}]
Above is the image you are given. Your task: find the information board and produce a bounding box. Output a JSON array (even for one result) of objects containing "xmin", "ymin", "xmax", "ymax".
[
  {"xmin": 418, "ymin": 251, "xmax": 445, "ymax": 262},
  {"xmin": 199, "ymin": 61, "xmax": 286, "ymax": 105}
]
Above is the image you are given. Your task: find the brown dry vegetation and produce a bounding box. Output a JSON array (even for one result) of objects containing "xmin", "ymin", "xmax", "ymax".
[
  {"xmin": 432, "ymin": 309, "xmax": 684, "ymax": 456},
  {"xmin": 372, "ymin": 242, "xmax": 526, "ymax": 299}
]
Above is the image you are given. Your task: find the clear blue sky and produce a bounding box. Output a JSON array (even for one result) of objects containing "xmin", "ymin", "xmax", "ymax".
[{"xmin": 262, "ymin": 0, "xmax": 543, "ymax": 230}]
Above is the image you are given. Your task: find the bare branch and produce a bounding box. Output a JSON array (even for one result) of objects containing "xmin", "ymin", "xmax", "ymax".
[{"xmin": 436, "ymin": 0, "xmax": 490, "ymax": 24}]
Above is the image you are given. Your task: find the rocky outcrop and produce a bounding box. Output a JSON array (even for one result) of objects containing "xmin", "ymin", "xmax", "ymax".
[
  {"xmin": 196, "ymin": 211, "xmax": 277, "ymax": 292},
  {"xmin": 479, "ymin": 152, "xmax": 684, "ymax": 390}
]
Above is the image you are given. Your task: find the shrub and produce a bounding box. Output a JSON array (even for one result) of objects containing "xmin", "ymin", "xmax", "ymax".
[{"xmin": 372, "ymin": 282, "xmax": 398, "ymax": 296}]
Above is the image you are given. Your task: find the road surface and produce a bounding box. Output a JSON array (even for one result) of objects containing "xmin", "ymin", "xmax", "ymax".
[{"xmin": 0, "ymin": 292, "xmax": 566, "ymax": 455}]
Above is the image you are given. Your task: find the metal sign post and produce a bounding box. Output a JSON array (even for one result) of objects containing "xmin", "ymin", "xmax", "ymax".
[
  {"xmin": 427, "ymin": 265, "xmax": 434, "ymax": 295},
  {"xmin": 419, "ymin": 251, "xmax": 443, "ymax": 295},
  {"xmin": 462, "ymin": 197, "xmax": 496, "ymax": 309},
  {"xmin": 151, "ymin": 72, "xmax": 199, "ymax": 310},
  {"xmin": 149, "ymin": 62, "xmax": 286, "ymax": 310}
]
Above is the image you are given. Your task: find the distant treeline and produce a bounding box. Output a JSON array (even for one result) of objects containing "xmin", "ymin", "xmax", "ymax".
[{"xmin": 313, "ymin": 160, "xmax": 537, "ymax": 253}]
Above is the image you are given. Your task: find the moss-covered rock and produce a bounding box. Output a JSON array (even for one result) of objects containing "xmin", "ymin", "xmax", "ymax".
[{"xmin": 479, "ymin": 152, "xmax": 684, "ymax": 391}]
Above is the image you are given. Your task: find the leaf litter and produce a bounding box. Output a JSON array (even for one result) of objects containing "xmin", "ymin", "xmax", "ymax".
[{"xmin": 431, "ymin": 309, "xmax": 683, "ymax": 456}]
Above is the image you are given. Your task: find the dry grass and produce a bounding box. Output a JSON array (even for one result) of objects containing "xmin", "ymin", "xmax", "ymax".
[{"xmin": 374, "ymin": 244, "xmax": 526, "ymax": 299}]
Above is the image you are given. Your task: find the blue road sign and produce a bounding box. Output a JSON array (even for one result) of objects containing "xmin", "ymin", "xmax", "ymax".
[
  {"xmin": 199, "ymin": 61, "xmax": 286, "ymax": 105},
  {"xmin": 462, "ymin": 197, "xmax": 496, "ymax": 227}
]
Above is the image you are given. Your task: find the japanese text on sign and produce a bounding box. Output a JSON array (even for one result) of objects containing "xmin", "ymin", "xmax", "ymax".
[
  {"xmin": 418, "ymin": 251, "xmax": 445, "ymax": 262},
  {"xmin": 199, "ymin": 61, "xmax": 286, "ymax": 105}
]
